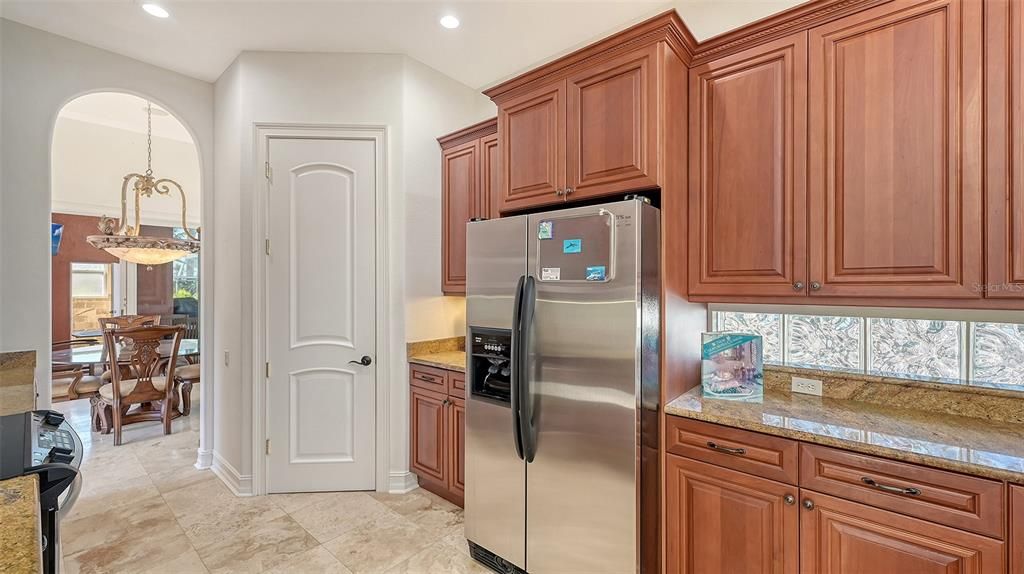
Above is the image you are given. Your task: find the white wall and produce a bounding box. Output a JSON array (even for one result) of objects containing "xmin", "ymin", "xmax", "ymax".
[
  {"xmin": 0, "ymin": 20, "xmax": 214, "ymax": 408},
  {"xmin": 213, "ymin": 50, "xmax": 492, "ymax": 489}
]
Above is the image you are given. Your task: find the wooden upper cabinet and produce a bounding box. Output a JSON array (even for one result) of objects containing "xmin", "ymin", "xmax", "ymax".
[
  {"xmin": 986, "ymin": 0, "xmax": 1024, "ymax": 298},
  {"xmin": 441, "ymin": 140, "xmax": 477, "ymax": 293},
  {"xmin": 800, "ymin": 491, "xmax": 1004, "ymax": 574},
  {"xmin": 480, "ymin": 133, "xmax": 500, "ymax": 220},
  {"xmin": 808, "ymin": 0, "xmax": 983, "ymax": 299},
  {"xmin": 498, "ymin": 82, "xmax": 566, "ymax": 212},
  {"xmin": 438, "ymin": 119, "xmax": 498, "ymax": 295},
  {"xmin": 689, "ymin": 33, "xmax": 808, "ymax": 297},
  {"xmin": 566, "ymin": 45, "xmax": 660, "ymax": 199},
  {"xmin": 666, "ymin": 455, "xmax": 798, "ymax": 574}
]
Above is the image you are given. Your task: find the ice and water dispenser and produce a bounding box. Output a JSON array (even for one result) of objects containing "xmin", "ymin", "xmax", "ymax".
[{"xmin": 467, "ymin": 327, "xmax": 512, "ymax": 403}]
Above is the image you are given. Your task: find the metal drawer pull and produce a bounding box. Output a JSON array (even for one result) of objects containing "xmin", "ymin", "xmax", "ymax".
[
  {"xmin": 706, "ymin": 441, "xmax": 746, "ymax": 456},
  {"xmin": 418, "ymin": 374, "xmax": 437, "ymax": 382},
  {"xmin": 861, "ymin": 477, "xmax": 921, "ymax": 496}
]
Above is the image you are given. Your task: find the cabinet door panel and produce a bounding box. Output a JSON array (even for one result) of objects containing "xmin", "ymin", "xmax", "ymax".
[
  {"xmin": 986, "ymin": 0, "xmax": 1024, "ymax": 298},
  {"xmin": 448, "ymin": 397, "xmax": 466, "ymax": 498},
  {"xmin": 666, "ymin": 455, "xmax": 798, "ymax": 574},
  {"xmin": 410, "ymin": 388, "xmax": 447, "ymax": 484},
  {"xmin": 566, "ymin": 45, "xmax": 659, "ymax": 198},
  {"xmin": 498, "ymin": 82, "xmax": 565, "ymax": 212},
  {"xmin": 480, "ymin": 133, "xmax": 500, "ymax": 220},
  {"xmin": 1012, "ymin": 485, "xmax": 1023, "ymax": 574},
  {"xmin": 800, "ymin": 491, "xmax": 1004, "ymax": 574},
  {"xmin": 808, "ymin": 0, "xmax": 983, "ymax": 298},
  {"xmin": 441, "ymin": 140, "xmax": 478, "ymax": 294},
  {"xmin": 689, "ymin": 33, "xmax": 808, "ymax": 297}
]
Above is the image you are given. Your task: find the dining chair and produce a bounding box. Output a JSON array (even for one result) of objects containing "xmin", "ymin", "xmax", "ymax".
[
  {"xmin": 96, "ymin": 325, "xmax": 184, "ymax": 445},
  {"xmin": 51, "ymin": 339, "xmax": 104, "ymax": 431},
  {"xmin": 97, "ymin": 315, "xmax": 160, "ymax": 382}
]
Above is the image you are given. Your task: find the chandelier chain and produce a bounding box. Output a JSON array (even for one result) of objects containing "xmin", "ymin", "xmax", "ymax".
[{"xmin": 146, "ymin": 101, "xmax": 153, "ymax": 177}]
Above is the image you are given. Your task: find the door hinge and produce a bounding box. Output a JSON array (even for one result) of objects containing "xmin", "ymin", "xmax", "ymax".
[
  {"xmin": 265, "ymin": 161, "xmax": 272, "ymax": 180},
  {"xmin": 265, "ymin": 439, "xmax": 271, "ymax": 455},
  {"xmin": 265, "ymin": 362, "xmax": 271, "ymax": 378},
  {"xmin": 265, "ymin": 238, "xmax": 271, "ymax": 255}
]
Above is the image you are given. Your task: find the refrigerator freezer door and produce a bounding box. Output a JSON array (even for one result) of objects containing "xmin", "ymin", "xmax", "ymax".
[
  {"xmin": 465, "ymin": 215, "xmax": 528, "ymax": 570},
  {"xmin": 525, "ymin": 201, "xmax": 655, "ymax": 573}
]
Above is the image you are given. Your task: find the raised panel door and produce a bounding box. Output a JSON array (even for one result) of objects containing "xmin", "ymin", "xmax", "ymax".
[
  {"xmin": 689, "ymin": 33, "xmax": 808, "ymax": 297},
  {"xmin": 1012, "ymin": 485, "xmax": 1023, "ymax": 574},
  {"xmin": 566, "ymin": 45, "xmax": 659, "ymax": 199},
  {"xmin": 441, "ymin": 140, "xmax": 477, "ymax": 294},
  {"xmin": 498, "ymin": 81, "xmax": 566, "ymax": 212},
  {"xmin": 808, "ymin": 0, "xmax": 983, "ymax": 298},
  {"xmin": 448, "ymin": 397, "xmax": 466, "ymax": 500},
  {"xmin": 410, "ymin": 387, "xmax": 447, "ymax": 485},
  {"xmin": 800, "ymin": 491, "xmax": 1004, "ymax": 574},
  {"xmin": 666, "ymin": 455, "xmax": 798, "ymax": 574},
  {"xmin": 986, "ymin": 0, "xmax": 1024, "ymax": 298},
  {"xmin": 480, "ymin": 133, "xmax": 500, "ymax": 220}
]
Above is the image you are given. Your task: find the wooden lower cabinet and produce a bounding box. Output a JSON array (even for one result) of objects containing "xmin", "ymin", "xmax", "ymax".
[
  {"xmin": 408, "ymin": 365, "xmax": 465, "ymax": 506},
  {"xmin": 665, "ymin": 417, "xmax": 1010, "ymax": 574},
  {"xmin": 1012, "ymin": 486, "xmax": 1023, "ymax": 574},
  {"xmin": 666, "ymin": 455, "xmax": 799, "ymax": 574},
  {"xmin": 800, "ymin": 491, "xmax": 1004, "ymax": 574}
]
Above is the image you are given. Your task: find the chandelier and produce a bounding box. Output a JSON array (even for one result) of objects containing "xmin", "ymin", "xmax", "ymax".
[{"xmin": 87, "ymin": 102, "xmax": 200, "ymax": 265}]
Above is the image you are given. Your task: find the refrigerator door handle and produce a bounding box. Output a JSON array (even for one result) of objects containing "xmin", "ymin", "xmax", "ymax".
[
  {"xmin": 520, "ymin": 275, "xmax": 538, "ymax": 463},
  {"xmin": 510, "ymin": 275, "xmax": 526, "ymax": 461}
]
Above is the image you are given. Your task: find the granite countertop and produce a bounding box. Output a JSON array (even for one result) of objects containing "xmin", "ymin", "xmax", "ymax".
[
  {"xmin": 0, "ymin": 475, "xmax": 42, "ymax": 573},
  {"xmin": 666, "ymin": 387, "xmax": 1024, "ymax": 484},
  {"xmin": 408, "ymin": 350, "xmax": 466, "ymax": 373}
]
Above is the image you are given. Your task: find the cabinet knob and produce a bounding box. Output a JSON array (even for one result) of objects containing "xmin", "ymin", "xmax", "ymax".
[
  {"xmin": 802, "ymin": 498, "xmax": 815, "ymax": 510},
  {"xmin": 793, "ymin": 282, "xmax": 805, "ymax": 291},
  {"xmin": 810, "ymin": 281, "xmax": 822, "ymax": 291},
  {"xmin": 555, "ymin": 188, "xmax": 564, "ymax": 197},
  {"xmin": 783, "ymin": 494, "xmax": 795, "ymax": 506}
]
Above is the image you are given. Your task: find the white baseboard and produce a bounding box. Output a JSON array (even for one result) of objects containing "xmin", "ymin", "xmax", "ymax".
[
  {"xmin": 387, "ymin": 471, "xmax": 419, "ymax": 494},
  {"xmin": 211, "ymin": 451, "xmax": 253, "ymax": 496},
  {"xmin": 194, "ymin": 448, "xmax": 213, "ymax": 470}
]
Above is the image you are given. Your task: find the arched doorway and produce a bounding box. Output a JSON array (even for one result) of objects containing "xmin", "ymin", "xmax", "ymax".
[{"xmin": 49, "ymin": 91, "xmax": 204, "ymax": 446}]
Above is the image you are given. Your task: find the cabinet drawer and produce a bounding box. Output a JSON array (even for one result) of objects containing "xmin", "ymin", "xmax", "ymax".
[
  {"xmin": 800, "ymin": 444, "xmax": 1005, "ymax": 539},
  {"xmin": 410, "ymin": 364, "xmax": 449, "ymax": 394},
  {"xmin": 449, "ymin": 371, "xmax": 466, "ymax": 399},
  {"xmin": 666, "ymin": 417, "xmax": 798, "ymax": 485}
]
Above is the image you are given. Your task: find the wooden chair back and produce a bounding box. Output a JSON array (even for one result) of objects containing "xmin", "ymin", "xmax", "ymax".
[
  {"xmin": 171, "ymin": 316, "xmax": 199, "ymax": 340},
  {"xmin": 98, "ymin": 315, "xmax": 160, "ymax": 332},
  {"xmin": 102, "ymin": 325, "xmax": 183, "ymax": 409}
]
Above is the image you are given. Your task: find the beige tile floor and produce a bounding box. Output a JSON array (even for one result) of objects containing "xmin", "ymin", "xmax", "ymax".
[{"xmin": 54, "ymin": 398, "xmax": 489, "ymax": 574}]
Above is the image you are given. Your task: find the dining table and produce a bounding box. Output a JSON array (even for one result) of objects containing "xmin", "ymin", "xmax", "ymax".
[{"xmin": 52, "ymin": 339, "xmax": 200, "ymax": 368}]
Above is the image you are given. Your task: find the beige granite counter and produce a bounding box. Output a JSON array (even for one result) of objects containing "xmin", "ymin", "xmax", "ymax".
[
  {"xmin": 408, "ymin": 337, "xmax": 466, "ymax": 372},
  {"xmin": 408, "ymin": 351, "xmax": 466, "ymax": 373},
  {"xmin": 0, "ymin": 351, "xmax": 36, "ymax": 416},
  {"xmin": 0, "ymin": 475, "xmax": 42, "ymax": 573},
  {"xmin": 666, "ymin": 386, "xmax": 1024, "ymax": 484}
]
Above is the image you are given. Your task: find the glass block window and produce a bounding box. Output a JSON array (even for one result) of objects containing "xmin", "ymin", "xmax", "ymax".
[{"xmin": 712, "ymin": 310, "xmax": 1024, "ymax": 388}]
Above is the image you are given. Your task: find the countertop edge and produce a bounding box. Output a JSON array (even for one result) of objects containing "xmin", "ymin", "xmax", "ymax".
[
  {"xmin": 408, "ymin": 354, "xmax": 465, "ymax": 373},
  {"xmin": 665, "ymin": 406, "xmax": 1024, "ymax": 485},
  {"xmin": 0, "ymin": 474, "xmax": 43, "ymax": 574}
]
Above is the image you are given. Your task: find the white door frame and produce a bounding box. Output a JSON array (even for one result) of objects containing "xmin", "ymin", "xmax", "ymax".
[{"xmin": 251, "ymin": 124, "xmax": 391, "ymax": 496}]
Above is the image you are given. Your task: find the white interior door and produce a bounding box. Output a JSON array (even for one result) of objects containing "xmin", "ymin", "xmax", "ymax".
[{"xmin": 267, "ymin": 136, "xmax": 377, "ymax": 493}]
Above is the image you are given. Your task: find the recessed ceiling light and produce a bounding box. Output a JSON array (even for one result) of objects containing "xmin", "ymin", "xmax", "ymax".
[
  {"xmin": 439, "ymin": 15, "xmax": 460, "ymax": 29},
  {"xmin": 142, "ymin": 3, "xmax": 169, "ymax": 18}
]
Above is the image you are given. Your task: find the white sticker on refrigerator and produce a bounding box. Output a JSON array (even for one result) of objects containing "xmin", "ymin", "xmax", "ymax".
[{"xmin": 541, "ymin": 267, "xmax": 561, "ymax": 281}]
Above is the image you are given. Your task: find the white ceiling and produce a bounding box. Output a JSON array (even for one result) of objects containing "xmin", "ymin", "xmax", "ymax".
[{"xmin": 0, "ymin": 0, "xmax": 805, "ymax": 89}]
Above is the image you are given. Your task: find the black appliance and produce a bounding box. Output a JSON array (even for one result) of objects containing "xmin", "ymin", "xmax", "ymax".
[
  {"xmin": 0, "ymin": 410, "xmax": 83, "ymax": 574},
  {"xmin": 468, "ymin": 328, "xmax": 512, "ymax": 404}
]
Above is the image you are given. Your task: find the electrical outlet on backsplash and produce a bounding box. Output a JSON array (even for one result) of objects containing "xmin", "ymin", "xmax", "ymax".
[{"xmin": 762, "ymin": 364, "xmax": 1024, "ymax": 426}]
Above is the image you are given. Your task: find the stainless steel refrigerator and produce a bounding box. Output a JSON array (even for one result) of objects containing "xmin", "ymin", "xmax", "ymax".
[{"xmin": 464, "ymin": 198, "xmax": 660, "ymax": 574}]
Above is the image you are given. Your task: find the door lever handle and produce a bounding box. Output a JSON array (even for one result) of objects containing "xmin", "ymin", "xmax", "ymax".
[{"xmin": 349, "ymin": 356, "xmax": 373, "ymax": 366}]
